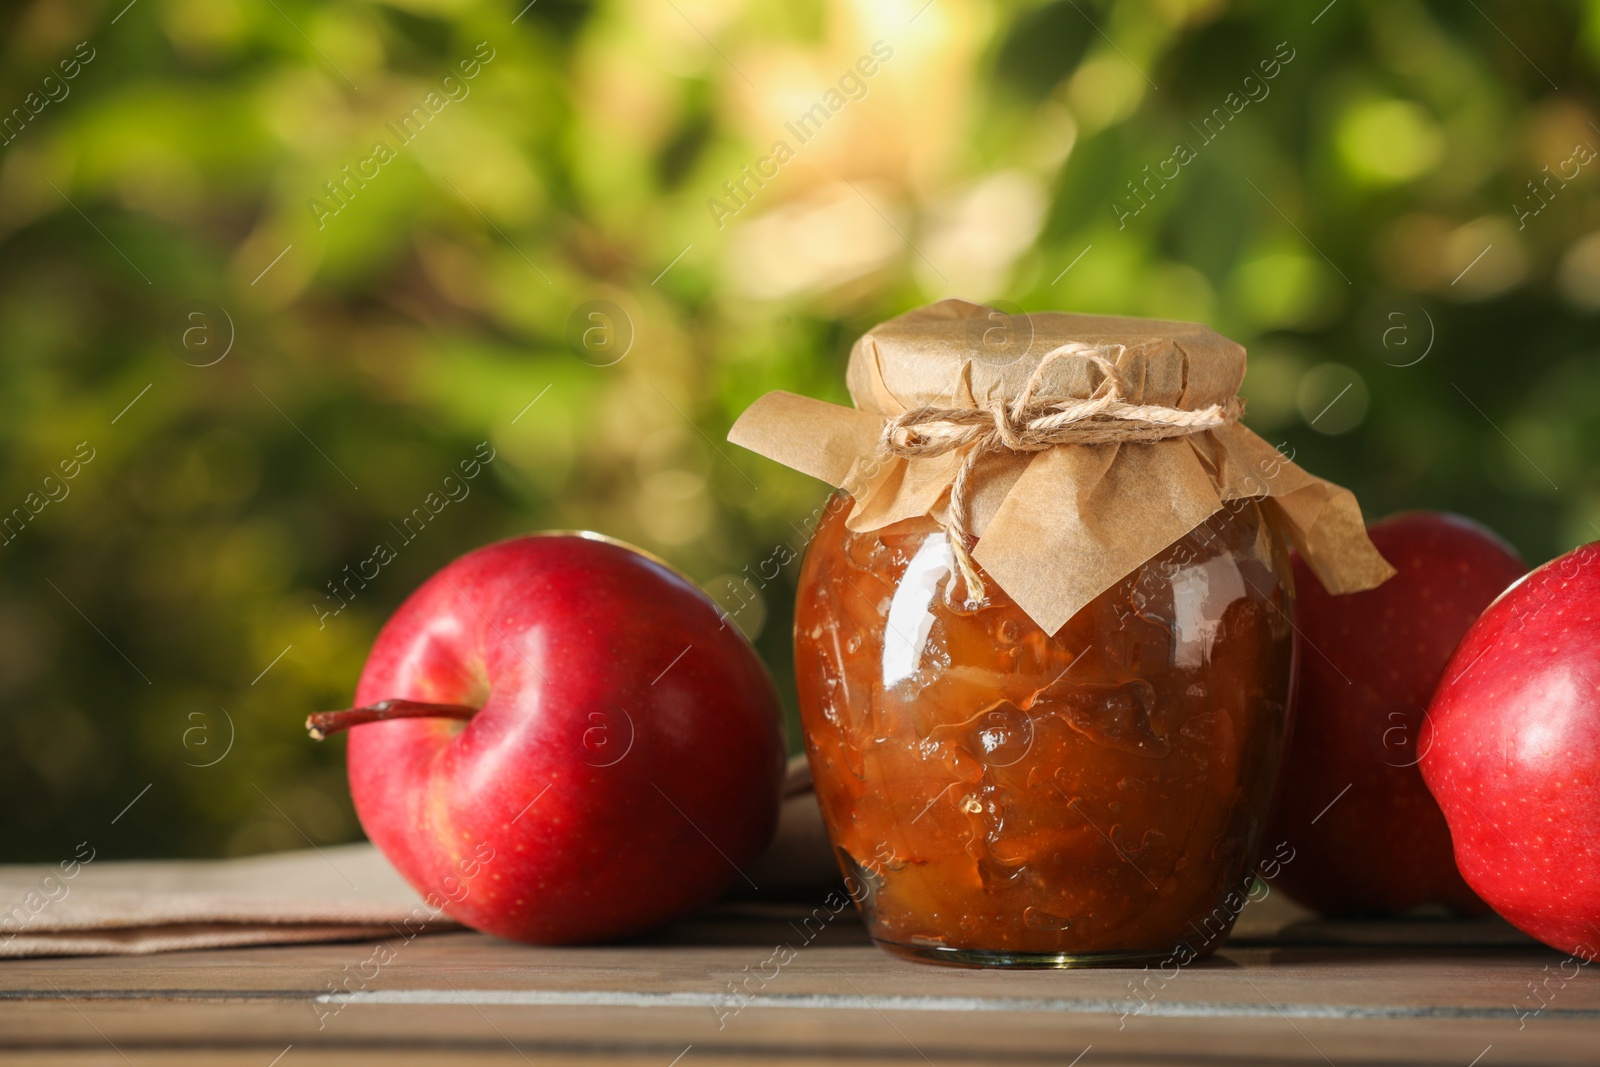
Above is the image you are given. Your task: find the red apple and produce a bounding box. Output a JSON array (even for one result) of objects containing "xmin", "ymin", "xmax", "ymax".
[
  {"xmin": 309, "ymin": 533, "xmax": 787, "ymax": 944},
  {"xmin": 1267, "ymin": 512, "xmax": 1524, "ymax": 915},
  {"xmin": 1422, "ymin": 541, "xmax": 1600, "ymax": 956}
]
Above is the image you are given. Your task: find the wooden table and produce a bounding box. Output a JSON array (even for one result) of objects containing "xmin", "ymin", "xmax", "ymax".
[{"xmin": 1, "ymin": 899, "xmax": 1595, "ymax": 1066}]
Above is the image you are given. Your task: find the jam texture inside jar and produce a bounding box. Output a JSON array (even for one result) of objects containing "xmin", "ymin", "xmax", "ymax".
[{"xmin": 795, "ymin": 491, "xmax": 1296, "ymax": 966}]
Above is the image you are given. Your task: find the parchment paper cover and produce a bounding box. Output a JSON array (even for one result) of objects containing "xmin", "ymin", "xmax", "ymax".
[{"xmin": 730, "ymin": 299, "xmax": 1394, "ymax": 634}]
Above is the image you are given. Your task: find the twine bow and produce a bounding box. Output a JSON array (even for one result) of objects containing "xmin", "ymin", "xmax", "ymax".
[{"xmin": 879, "ymin": 341, "xmax": 1244, "ymax": 604}]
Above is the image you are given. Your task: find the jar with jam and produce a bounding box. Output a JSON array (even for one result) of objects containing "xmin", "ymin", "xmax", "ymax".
[
  {"xmin": 730, "ymin": 301, "xmax": 1394, "ymax": 967},
  {"xmin": 794, "ymin": 491, "xmax": 1293, "ymax": 964}
]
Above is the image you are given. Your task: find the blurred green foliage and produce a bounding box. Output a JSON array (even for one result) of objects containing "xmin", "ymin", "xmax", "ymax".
[{"xmin": 2, "ymin": 0, "xmax": 1599, "ymax": 860}]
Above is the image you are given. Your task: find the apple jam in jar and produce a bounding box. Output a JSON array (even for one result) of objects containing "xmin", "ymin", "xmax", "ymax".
[
  {"xmin": 795, "ymin": 491, "xmax": 1296, "ymax": 967},
  {"xmin": 734, "ymin": 303, "xmax": 1393, "ymax": 966}
]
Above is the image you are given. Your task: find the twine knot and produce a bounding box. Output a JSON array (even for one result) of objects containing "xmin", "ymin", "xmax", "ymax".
[{"xmin": 879, "ymin": 341, "xmax": 1243, "ymax": 605}]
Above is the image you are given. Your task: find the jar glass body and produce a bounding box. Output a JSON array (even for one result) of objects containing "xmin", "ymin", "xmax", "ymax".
[{"xmin": 794, "ymin": 492, "xmax": 1297, "ymax": 967}]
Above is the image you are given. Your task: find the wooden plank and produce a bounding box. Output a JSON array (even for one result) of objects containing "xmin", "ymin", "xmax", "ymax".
[
  {"xmin": 0, "ymin": 910, "xmax": 1593, "ymax": 1066},
  {"xmin": 0, "ymin": 994, "xmax": 1588, "ymax": 1066}
]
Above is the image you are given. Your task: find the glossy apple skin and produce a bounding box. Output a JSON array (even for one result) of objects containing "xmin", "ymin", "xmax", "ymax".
[
  {"xmin": 1422, "ymin": 541, "xmax": 1600, "ymax": 956},
  {"xmin": 1268, "ymin": 513, "xmax": 1524, "ymax": 916},
  {"xmin": 345, "ymin": 534, "xmax": 787, "ymax": 944}
]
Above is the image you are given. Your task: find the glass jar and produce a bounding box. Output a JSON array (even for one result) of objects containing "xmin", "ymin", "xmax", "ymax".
[{"xmin": 795, "ymin": 491, "xmax": 1296, "ymax": 967}]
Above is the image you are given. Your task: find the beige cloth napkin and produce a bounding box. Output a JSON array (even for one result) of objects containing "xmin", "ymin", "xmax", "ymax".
[
  {"xmin": 0, "ymin": 843, "xmax": 457, "ymax": 958},
  {"xmin": 0, "ymin": 758, "xmax": 838, "ymax": 959}
]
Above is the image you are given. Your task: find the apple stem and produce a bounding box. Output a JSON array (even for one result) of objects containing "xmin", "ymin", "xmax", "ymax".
[{"xmin": 306, "ymin": 699, "xmax": 479, "ymax": 740}]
